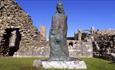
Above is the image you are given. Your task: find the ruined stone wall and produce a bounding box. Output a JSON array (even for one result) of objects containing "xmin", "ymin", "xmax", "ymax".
[
  {"xmin": 93, "ymin": 29, "xmax": 115, "ymax": 57},
  {"xmin": 0, "ymin": 0, "xmax": 40, "ymax": 56},
  {"xmin": 96, "ymin": 29, "xmax": 115, "ymax": 35}
]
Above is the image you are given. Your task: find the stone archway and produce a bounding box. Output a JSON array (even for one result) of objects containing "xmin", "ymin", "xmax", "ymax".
[{"xmin": 0, "ymin": 28, "xmax": 21, "ymax": 56}]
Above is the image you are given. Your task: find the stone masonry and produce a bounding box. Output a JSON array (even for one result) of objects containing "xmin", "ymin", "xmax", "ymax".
[{"xmin": 0, "ymin": 0, "xmax": 41, "ymax": 56}]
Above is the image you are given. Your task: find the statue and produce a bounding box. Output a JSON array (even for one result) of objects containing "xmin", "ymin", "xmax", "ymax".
[
  {"xmin": 33, "ymin": 0, "xmax": 87, "ymax": 69},
  {"xmin": 49, "ymin": 0, "xmax": 69, "ymax": 61}
]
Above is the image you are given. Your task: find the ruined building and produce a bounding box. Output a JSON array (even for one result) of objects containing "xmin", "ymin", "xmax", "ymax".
[
  {"xmin": 39, "ymin": 25, "xmax": 46, "ymax": 41},
  {"xmin": 0, "ymin": 0, "xmax": 40, "ymax": 56}
]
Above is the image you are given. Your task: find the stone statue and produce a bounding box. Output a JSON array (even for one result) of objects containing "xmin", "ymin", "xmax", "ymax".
[
  {"xmin": 49, "ymin": 0, "xmax": 69, "ymax": 61},
  {"xmin": 33, "ymin": 0, "xmax": 87, "ymax": 69}
]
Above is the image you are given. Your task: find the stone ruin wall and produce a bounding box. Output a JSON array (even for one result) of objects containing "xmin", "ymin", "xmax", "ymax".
[
  {"xmin": 94, "ymin": 29, "xmax": 115, "ymax": 41},
  {"xmin": 93, "ymin": 29, "xmax": 115, "ymax": 57},
  {"xmin": 0, "ymin": 0, "xmax": 41, "ymax": 56},
  {"xmin": 96, "ymin": 29, "xmax": 115, "ymax": 35}
]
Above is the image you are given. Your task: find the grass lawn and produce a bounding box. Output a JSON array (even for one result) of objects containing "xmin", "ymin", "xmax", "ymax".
[{"xmin": 0, "ymin": 57, "xmax": 115, "ymax": 70}]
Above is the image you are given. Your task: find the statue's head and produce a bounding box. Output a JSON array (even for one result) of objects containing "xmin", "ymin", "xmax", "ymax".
[{"xmin": 56, "ymin": 0, "xmax": 64, "ymax": 14}]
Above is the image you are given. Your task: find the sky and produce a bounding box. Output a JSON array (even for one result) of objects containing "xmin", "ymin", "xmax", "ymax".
[{"xmin": 16, "ymin": 0, "xmax": 115, "ymax": 38}]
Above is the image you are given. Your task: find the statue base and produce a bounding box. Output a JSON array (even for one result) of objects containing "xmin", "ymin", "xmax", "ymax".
[{"xmin": 33, "ymin": 60, "xmax": 87, "ymax": 69}]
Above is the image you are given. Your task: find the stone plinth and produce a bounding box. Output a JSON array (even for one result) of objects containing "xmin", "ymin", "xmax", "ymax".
[{"xmin": 33, "ymin": 60, "xmax": 87, "ymax": 69}]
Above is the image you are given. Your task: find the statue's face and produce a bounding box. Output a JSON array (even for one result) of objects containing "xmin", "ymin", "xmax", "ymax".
[{"xmin": 57, "ymin": 4, "xmax": 64, "ymax": 14}]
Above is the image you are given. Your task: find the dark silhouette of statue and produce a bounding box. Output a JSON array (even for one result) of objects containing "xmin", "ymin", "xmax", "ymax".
[{"xmin": 49, "ymin": 0, "xmax": 69, "ymax": 61}]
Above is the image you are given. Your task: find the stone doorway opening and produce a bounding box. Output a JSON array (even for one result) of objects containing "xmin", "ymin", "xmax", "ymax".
[
  {"xmin": 69, "ymin": 42, "xmax": 73, "ymax": 47},
  {"xmin": 0, "ymin": 28, "xmax": 21, "ymax": 56}
]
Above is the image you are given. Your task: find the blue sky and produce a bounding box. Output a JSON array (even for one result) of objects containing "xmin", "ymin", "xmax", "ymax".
[{"xmin": 16, "ymin": 0, "xmax": 115, "ymax": 37}]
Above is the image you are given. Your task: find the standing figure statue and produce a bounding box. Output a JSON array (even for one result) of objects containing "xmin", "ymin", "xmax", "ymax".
[
  {"xmin": 33, "ymin": 0, "xmax": 87, "ymax": 69},
  {"xmin": 49, "ymin": 0, "xmax": 69, "ymax": 61}
]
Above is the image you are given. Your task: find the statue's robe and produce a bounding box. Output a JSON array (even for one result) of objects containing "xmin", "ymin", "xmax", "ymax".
[{"xmin": 49, "ymin": 13, "xmax": 69, "ymax": 61}]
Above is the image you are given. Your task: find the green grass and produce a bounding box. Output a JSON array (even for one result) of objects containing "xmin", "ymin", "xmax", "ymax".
[
  {"xmin": 84, "ymin": 58, "xmax": 115, "ymax": 70},
  {"xmin": 0, "ymin": 57, "xmax": 115, "ymax": 70}
]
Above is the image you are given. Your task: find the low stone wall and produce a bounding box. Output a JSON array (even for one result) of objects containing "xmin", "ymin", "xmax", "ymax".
[
  {"xmin": 69, "ymin": 41, "xmax": 93, "ymax": 58},
  {"xmin": 14, "ymin": 41, "xmax": 93, "ymax": 58}
]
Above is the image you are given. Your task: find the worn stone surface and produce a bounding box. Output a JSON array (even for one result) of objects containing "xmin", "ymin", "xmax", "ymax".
[
  {"xmin": 0, "ymin": 0, "xmax": 45, "ymax": 56},
  {"xmin": 69, "ymin": 41, "xmax": 93, "ymax": 58},
  {"xmin": 90, "ymin": 29, "xmax": 115, "ymax": 60}
]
